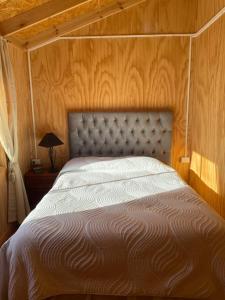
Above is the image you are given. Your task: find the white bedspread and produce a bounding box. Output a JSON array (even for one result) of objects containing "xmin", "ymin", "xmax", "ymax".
[
  {"xmin": 1, "ymin": 157, "xmax": 225, "ymax": 300},
  {"xmin": 24, "ymin": 156, "xmax": 186, "ymax": 223}
]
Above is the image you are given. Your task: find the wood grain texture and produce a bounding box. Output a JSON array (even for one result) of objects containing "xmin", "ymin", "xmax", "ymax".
[
  {"xmin": 196, "ymin": 0, "xmax": 225, "ymax": 30},
  {"xmin": 7, "ymin": 0, "xmax": 198, "ymax": 46},
  {"xmin": 21, "ymin": 0, "xmax": 146, "ymax": 50},
  {"xmin": 0, "ymin": 0, "xmax": 50, "ymax": 22},
  {"xmin": 0, "ymin": 0, "xmax": 91, "ymax": 37},
  {"xmin": 67, "ymin": 0, "xmax": 197, "ymax": 37},
  {"xmin": 189, "ymin": 14, "xmax": 225, "ymax": 217},
  {"xmin": 2, "ymin": 0, "xmax": 225, "ymax": 48},
  {"xmin": 0, "ymin": 44, "xmax": 33, "ymax": 240},
  {"xmin": 31, "ymin": 37, "xmax": 189, "ymax": 180},
  {"xmin": 12, "ymin": 0, "xmax": 116, "ymax": 41}
]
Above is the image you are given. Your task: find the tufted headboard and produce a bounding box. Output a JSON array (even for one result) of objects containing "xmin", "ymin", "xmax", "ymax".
[{"xmin": 68, "ymin": 112, "xmax": 173, "ymax": 164}]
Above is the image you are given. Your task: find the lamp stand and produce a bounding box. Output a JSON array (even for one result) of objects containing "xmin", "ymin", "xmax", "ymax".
[{"xmin": 49, "ymin": 146, "xmax": 57, "ymax": 173}]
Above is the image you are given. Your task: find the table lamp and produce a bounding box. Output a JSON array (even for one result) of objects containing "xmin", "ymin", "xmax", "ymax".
[{"xmin": 39, "ymin": 132, "xmax": 63, "ymax": 172}]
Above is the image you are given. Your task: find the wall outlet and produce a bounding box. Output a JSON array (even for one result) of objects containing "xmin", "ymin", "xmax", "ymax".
[
  {"xmin": 31, "ymin": 158, "xmax": 41, "ymax": 166},
  {"xmin": 180, "ymin": 156, "xmax": 190, "ymax": 164}
]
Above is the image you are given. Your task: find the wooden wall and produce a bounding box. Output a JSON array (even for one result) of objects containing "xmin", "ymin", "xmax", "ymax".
[
  {"xmin": 189, "ymin": 13, "xmax": 225, "ymax": 217},
  {"xmin": 196, "ymin": 0, "xmax": 225, "ymax": 29},
  {"xmin": 67, "ymin": 0, "xmax": 197, "ymax": 36},
  {"xmin": 0, "ymin": 44, "xmax": 32, "ymax": 244},
  {"xmin": 31, "ymin": 37, "xmax": 189, "ymax": 180},
  {"xmin": 66, "ymin": 0, "xmax": 225, "ymax": 37}
]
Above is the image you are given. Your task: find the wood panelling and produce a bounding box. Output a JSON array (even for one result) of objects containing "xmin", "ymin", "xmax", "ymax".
[
  {"xmin": 66, "ymin": 0, "xmax": 197, "ymax": 37},
  {"xmin": 0, "ymin": 0, "xmax": 91, "ymax": 37},
  {"xmin": 196, "ymin": 0, "xmax": 225, "ymax": 30},
  {"xmin": 2, "ymin": 0, "xmax": 199, "ymax": 44},
  {"xmin": 189, "ymin": 14, "xmax": 225, "ymax": 217},
  {"xmin": 31, "ymin": 37, "xmax": 189, "ymax": 180},
  {"xmin": 0, "ymin": 0, "xmax": 50, "ymax": 23},
  {"xmin": 11, "ymin": 0, "xmax": 120, "ymax": 42},
  {"xmin": 1, "ymin": 0, "xmax": 225, "ymax": 50},
  {"xmin": 0, "ymin": 44, "xmax": 32, "ymax": 241},
  {"xmin": 20, "ymin": 0, "xmax": 146, "ymax": 50}
]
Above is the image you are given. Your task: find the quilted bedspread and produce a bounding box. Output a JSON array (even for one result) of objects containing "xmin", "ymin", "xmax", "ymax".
[{"xmin": 0, "ymin": 157, "xmax": 225, "ymax": 300}]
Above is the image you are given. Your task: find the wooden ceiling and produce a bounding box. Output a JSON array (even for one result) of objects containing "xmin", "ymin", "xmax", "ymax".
[{"xmin": 0, "ymin": 0, "xmax": 225, "ymax": 50}]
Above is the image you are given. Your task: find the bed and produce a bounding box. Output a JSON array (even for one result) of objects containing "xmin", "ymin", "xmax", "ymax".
[{"xmin": 1, "ymin": 112, "xmax": 225, "ymax": 300}]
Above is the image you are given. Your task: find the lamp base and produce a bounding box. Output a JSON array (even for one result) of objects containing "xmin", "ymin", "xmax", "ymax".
[{"xmin": 49, "ymin": 167, "xmax": 58, "ymax": 173}]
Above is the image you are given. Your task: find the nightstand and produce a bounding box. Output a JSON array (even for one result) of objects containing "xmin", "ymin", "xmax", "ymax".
[{"xmin": 24, "ymin": 170, "xmax": 59, "ymax": 209}]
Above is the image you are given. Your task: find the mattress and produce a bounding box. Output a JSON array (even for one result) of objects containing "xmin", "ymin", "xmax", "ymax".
[{"xmin": 1, "ymin": 156, "xmax": 225, "ymax": 300}]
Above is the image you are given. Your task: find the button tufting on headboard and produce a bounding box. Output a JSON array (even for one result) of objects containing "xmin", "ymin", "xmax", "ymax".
[{"xmin": 68, "ymin": 112, "xmax": 173, "ymax": 164}]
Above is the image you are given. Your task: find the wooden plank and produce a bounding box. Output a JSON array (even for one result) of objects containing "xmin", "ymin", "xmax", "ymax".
[
  {"xmin": 0, "ymin": 0, "xmax": 91, "ymax": 37},
  {"xmin": 65, "ymin": 0, "xmax": 197, "ymax": 37},
  {"xmin": 0, "ymin": 0, "xmax": 50, "ymax": 23},
  {"xmin": 23, "ymin": 0, "xmax": 146, "ymax": 50}
]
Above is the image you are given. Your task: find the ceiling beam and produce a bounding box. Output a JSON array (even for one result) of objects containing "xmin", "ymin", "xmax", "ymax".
[
  {"xmin": 0, "ymin": 0, "xmax": 91, "ymax": 37},
  {"xmin": 23, "ymin": 0, "xmax": 146, "ymax": 50}
]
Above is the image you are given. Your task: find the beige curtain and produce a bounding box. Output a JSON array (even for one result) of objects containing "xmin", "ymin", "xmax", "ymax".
[{"xmin": 0, "ymin": 37, "xmax": 30, "ymax": 223}]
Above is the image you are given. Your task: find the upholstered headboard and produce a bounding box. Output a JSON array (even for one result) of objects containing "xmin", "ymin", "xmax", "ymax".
[{"xmin": 68, "ymin": 112, "xmax": 173, "ymax": 164}]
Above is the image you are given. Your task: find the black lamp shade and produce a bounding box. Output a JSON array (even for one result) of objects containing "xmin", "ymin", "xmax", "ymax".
[{"xmin": 39, "ymin": 133, "xmax": 63, "ymax": 148}]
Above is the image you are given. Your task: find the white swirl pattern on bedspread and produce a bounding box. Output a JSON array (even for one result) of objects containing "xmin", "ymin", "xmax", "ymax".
[
  {"xmin": 0, "ymin": 157, "xmax": 225, "ymax": 300},
  {"xmin": 24, "ymin": 157, "xmax": 186, "ymax": 222}
]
